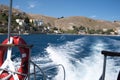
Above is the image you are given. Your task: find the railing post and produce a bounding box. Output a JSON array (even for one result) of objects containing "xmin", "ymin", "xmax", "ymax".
[
  {"xmin": 101, "ymin": 50, "xmax": 120, "ymax": 80},
  {"xmin": 101, "ymin": 54, "xmax": 107, "ymax": 80},
  {"xmin": 34, "ymin": 65, "xmax": 36, "ymax": 80},
  {"xmin": 28, "ymin": 47, "xmax": 31, "ymax": 80},
  {"xmin": 30, "ymin": 61, "xmax": 46, "ymax": 80}
]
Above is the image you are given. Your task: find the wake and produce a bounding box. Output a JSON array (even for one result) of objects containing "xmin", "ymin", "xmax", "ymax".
[{"xmin": 46, "ymin": 37, "xmax": 119, "ymax": 80}]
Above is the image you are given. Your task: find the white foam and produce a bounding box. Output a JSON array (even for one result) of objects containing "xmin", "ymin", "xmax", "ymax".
[{"xmin": 46, "ymin": 38, "xmax": 119, "ymax": 80}]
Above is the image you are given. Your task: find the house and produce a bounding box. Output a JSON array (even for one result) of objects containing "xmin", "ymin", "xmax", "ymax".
[
  {"xmin": 16, "ymin": 19, "xmax": 25, "ymax": 26},
  {"xmin": 115, "ymin": 28, "xmax": 120, "ymax": 35},
  {"xmin": 32, "ymin": 19, "xmax": 43, "ymax": 26}
]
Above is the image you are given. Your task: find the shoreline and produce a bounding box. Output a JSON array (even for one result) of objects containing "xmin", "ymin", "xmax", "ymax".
[{"xmin": 0, "ymin": 33, "xmax": 120, "ymax": 37}]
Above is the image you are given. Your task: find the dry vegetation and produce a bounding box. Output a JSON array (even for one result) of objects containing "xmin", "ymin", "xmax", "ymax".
[{"xmin": 0, "ymin": 4, "xmax": 120, "ymax": 34}]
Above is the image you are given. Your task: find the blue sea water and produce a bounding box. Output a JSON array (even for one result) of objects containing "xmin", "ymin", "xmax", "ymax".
[{"xmin": 0, "ymin": 34, "xmax": 120, "ymax": 80}]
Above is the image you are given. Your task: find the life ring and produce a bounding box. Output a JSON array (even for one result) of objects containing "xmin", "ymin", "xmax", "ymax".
[{"xmin": 0, "ymin": 36, "xmax": 30, "ymax": 80}]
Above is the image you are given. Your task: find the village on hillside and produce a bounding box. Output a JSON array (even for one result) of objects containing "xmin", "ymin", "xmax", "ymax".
[{"xmin": 0, "ymin": 4, "xmax": 120, "ymax": 35}]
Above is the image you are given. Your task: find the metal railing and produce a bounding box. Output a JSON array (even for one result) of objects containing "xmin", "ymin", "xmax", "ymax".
[
  {"xmin": 30, "ymin": 60, "xmax": 47, "ymax": 80},
  {"xmin": 43, "ymin": 64, "xmax": 66, "ymax": 80},
  {"xmin": 100, "ymin": 50, "xmax": 120, "ymax": 80},
  {"xmin": 29, "ymin": 61, "xmax": 66, "ymax": 80}
]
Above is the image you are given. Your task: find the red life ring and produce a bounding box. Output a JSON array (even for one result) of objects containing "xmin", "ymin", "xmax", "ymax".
[{"xmin": 0, "ymin": 36, "xmax": 30, "ymax": 80}]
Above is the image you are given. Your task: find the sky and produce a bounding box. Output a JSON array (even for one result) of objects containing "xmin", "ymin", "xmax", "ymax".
[{"xmin": 0, "ymin": 0, "xmax": 120, "ymax": 21}]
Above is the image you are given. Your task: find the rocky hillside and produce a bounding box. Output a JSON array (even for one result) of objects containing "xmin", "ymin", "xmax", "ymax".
[
  {"xmin": 55, "ymin": 16, "xmax": 120, "ymax": 31},
  {"xmin": 0, "ymin": 4, "xmax": 18, "ymax": 11},
  {"xmin": 0, "ymin": 4, "xmax": 120, "ymax": 34},
  {"xmin": 26, "ymin": 12, "xmax": 120, "ymax": 33},
  {"xmin": 28, "ymin": 13, "xmax": 57, "ymax": 27},
  {"xmin": 0, "ymin": 4, "xmax": 27, "ymax": 16},
  {"xmin": 27, "ymin": 14, "xmax": 120, "ymax": 32}
]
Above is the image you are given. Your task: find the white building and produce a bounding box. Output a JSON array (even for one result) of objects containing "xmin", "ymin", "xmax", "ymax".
[
  {"xmin": 32, "ymin": 19, "xmax": 43, "ymax": 26},
  {"xmin": 112, "ymin": 27, "xmax": 120, "ymax": 35},
  {"xmin": 16, "ymin": 19, "xmax": 25, "ymax": 26}
]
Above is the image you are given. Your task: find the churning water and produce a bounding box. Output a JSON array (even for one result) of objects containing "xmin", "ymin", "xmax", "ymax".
[{"xmin": 0, "ymin": 34, "xmax": 120, "ymax": 80}]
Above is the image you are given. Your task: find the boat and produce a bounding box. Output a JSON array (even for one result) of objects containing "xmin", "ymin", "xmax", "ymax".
[
  {"xmin": 0, "ymin": 0, "xmax": 119, "ymax": 80},
  {"xmin": 0, "ymin": 0, "xmax": 65, "ymax": 80}
]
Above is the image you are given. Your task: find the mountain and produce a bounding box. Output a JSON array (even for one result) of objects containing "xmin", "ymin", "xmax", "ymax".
[
  {"xmin": 28, "ymin": 13, "xmax": 57, "ymax": 27},
  {"xmin": 0, "ymin": 4, "xmax": 120, "ymax": 34},
  {"xmin": 0, "ymin": 4, "xmax": 25, "ymax": 15},
  {"xmin": 28, "ymin": 14, "xmax": 120, "ymax": 31},
  {"xmin": 55, "ymin": 16, "xmax": 120, "ymax": 31}
]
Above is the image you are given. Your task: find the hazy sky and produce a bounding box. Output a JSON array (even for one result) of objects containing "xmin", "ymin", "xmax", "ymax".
[{"xmin": 0, "ymin": 0, "xmax": 120, "ymax": 21}]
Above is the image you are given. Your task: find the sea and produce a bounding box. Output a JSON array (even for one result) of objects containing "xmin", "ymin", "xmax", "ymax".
[{"xmin": 0, "ymin": 34, "xmax": 120, "ymax": 80}]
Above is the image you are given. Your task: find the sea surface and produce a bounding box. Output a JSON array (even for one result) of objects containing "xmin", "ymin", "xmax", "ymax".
[{"xmin": 0, "ymin": 34, "xmax": 120, "ymax": 80}]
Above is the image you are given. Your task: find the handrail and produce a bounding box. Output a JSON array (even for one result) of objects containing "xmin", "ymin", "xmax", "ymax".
[
  {"xmin": 29, "ymin": 62, "xmax": 66, "ymax": 80},
  {"xmin": 44, "ymin": 64, "xmax": 66, "ymax": 80},
  {"xmin": 30, "ymin": 60, "xmax": 47, "ymax": 80},
  {"xmin": 100, "ymin": 50, "xmax": 120, "ymax": 80},
  {"xmin": 102, "ymin": 50, "xmax": 120, "ymax": 57},
  {"xmin": 58, "ymin": 64, "xmax": 66, "ymax": 80}
]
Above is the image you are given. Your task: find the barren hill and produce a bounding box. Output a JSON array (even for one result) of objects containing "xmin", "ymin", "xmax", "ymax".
[
  {"xmin": 28, "ymin": 14, "xmax": 120, "ymax": 31},
  {"xmin": 55, "ymin": 16, "xmax": 120, "ymax": 31},
  {"xmin": 28, "ymin": 14, "xmax": 57, "ymax": 27},
  {"xmin": 0, "ymin": 4, "xmax": 22, "ymax": 14},
  {"xmin": 1, "ymin": 4, "xmax": 120, "ymax": 33}
]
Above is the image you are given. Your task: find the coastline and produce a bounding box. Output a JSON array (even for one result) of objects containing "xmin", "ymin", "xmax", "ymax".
[
  {"xmin": 0, "ymin": 33, "xmax": 120, "ymax": 37},
  {"xmin": 0, "ymin": 33, "xmax": 30, "ymax": 35},
  {"xmin": 47, "ymin": 33, "xmax": 120, "ymax": 37}
]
